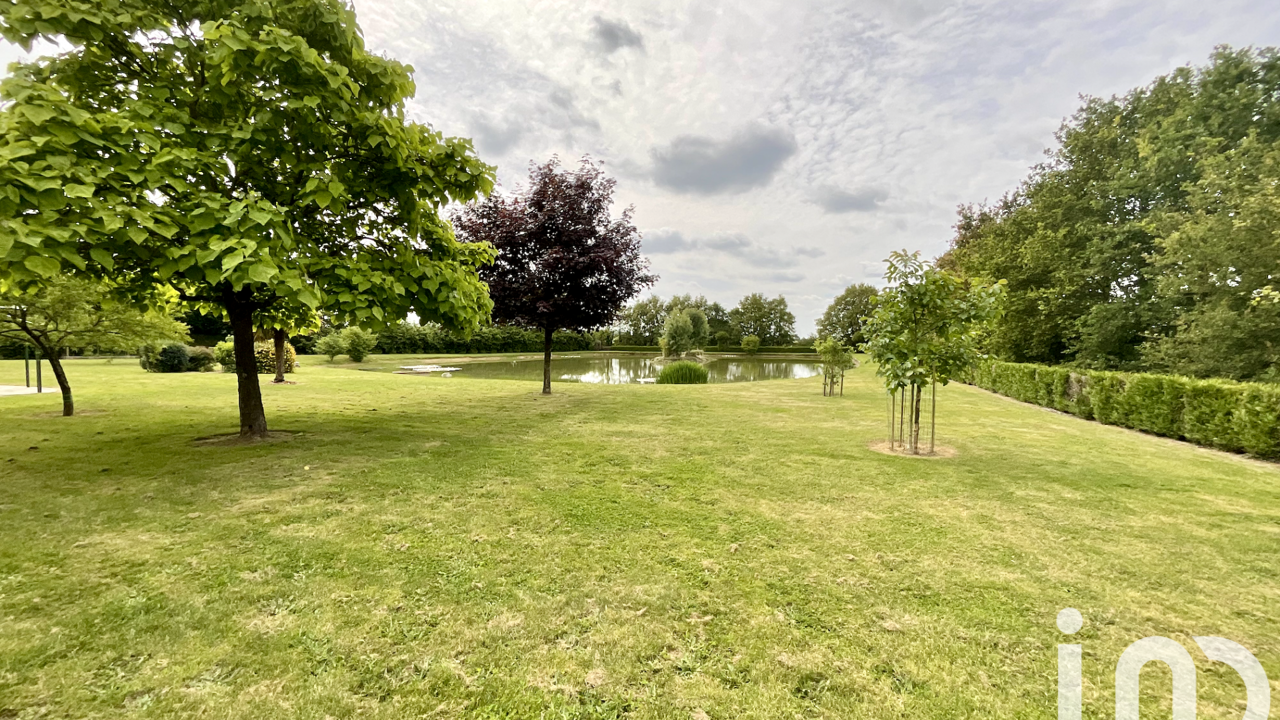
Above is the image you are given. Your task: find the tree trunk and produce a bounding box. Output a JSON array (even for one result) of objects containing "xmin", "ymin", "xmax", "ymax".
[
  {"xmin": 888, "ymin": 389, "xmax": 895, "ymax": 448},
  {"xmin": 911, "ymin": 383, "xmax": 923, "ymax": 454},
  {"xmin": 930, "ymin": 379, "xmax": 937, "ymax": 455},
  {"xmin": 46, "ymin": 352, "xmax": 74, "ymax": 417},
  {"xmin": 228, "ymin": 301, "xmax": 268, "ymax": 437},
  {"xmin": 542, "ymin": 326, "xmax": 554, "ymax": 395},
  {"xmin": 273, "ymin": 328, "xmax": 287, "ymax": 384},
  {"xmin": 18, "ymin": 330, "xmax": 72, "ymax": 416}
]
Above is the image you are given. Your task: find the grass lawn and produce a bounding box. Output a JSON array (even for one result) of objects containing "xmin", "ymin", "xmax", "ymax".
[{"xmin": 1, "ymin": 357, "xmax": 1277, "ymax": 719}]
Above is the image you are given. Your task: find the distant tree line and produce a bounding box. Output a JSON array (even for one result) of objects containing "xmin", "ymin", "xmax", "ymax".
[
  {"xmin": 944, "ymin": 47, "xmax": 1280, "ymax": 382},
  {"xmin": 615, "ymin": 293, "xmax": 798, "ymax": 346}
]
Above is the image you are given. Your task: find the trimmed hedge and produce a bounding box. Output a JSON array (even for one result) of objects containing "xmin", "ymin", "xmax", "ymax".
[
  {"xmin": 966, "ymin": 360, "xmax": 1280, "ymax": 458},
  {"xmin": 372, "ymin": 322, "xmax": 594, "ymax": 355},
  {"xmin": 608, "ymin": 345, "xmax": 817, "ymax": 354}
]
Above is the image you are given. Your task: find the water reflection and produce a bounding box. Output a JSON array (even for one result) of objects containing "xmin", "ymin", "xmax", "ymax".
[{"xmin": 441, "ymin": 354, "xmax": 822, "ymax": 385}]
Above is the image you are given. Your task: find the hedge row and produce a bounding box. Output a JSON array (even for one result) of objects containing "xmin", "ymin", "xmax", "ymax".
[
  {"xmin": 609, "ymin": 345, "xmax": 817, "ymax": 354},
  {"xmin": 372, "ymin": 323, "xmax": 598, "ymax": 355},
  {"xmin": 965, "ymin": 360, "xmax": 1280, "ymax": 458}
]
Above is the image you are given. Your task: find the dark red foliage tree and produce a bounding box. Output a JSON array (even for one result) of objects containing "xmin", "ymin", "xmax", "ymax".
[{"xmin": 455, "ymin": 157, "xmax": 657, "ymax": 394}]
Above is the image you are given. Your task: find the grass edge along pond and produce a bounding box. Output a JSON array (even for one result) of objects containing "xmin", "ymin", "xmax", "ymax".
[{"xmin": 0, "ymin": 358, "xmax": 1277, "ymax": 719}]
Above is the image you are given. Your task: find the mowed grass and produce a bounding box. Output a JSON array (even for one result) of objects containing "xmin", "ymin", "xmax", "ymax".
[{"xmin": 0, "ymin": 357, "xmax": 1277, "ymax": 719}]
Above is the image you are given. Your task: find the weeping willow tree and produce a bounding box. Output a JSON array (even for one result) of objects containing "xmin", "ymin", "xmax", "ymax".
[{"xmin": 865, "ymin": 251, "xmax": 1004, "ymax": 454}]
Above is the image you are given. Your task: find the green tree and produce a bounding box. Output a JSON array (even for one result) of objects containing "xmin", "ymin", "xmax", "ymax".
[
  {"xmin": 714, "ymin": 330, "xmax": 730, "ymax": 351},
  {"xmin": 666, "ymin": 294, "xmax": 731, "ymax": 339},
  {"xmin": 865, "ymin": 251, "xmax": 1004, "ymax": 454},
  {"xmin": 1144, "ymin": 134, "xmax": 1280, "ymax": 379},
  {"xmin": 660, "ymin": 310, "xmax": 695, "ymax": 357},
  {"xmin": 946, "ymin": 47, "xmax": 1280, "ymax": 373},
  {"xmin": 813, "ymin": 336, "xmax": 857, "ymax": 397},
  {"xmin": 729, "ymin": 294, "xmax": 796, "ymax": 346},
  {"xmin": 740, "ymin": 335, "xmax": 760, "ymax": 355},
  {"xmin": 615, "ymin": 295, "xmax": 666, "ymax": 345},
  {"xmin": 0, "ymin": 0, "xmax": 496, "ymax": 436},
  {"xmin": 817, "ymin": 283, "xmax": 878, "ymax": 347},
  {"xmin": 0, "ymin": 278, "xmax": 188, "ymax": 415},
  {"xmin": 684, "ymin": 308, "xmax": 709, "ymax": 349}
]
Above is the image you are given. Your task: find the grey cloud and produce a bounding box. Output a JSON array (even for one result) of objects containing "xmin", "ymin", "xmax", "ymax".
[
  {"xmin": 472, "ymin": 117, "xmax": 524, "ymax": 156},
  {"xmin": 810, "ymin": 185, "xmax": 890, "ymax": 213},
  {"xmin": 651, "ymin": 126, "xmax": 798, "ymax": 195},
  {"xmin": 643, "ymin": 229, "xmax": 696, "ymax": 254},
  {"xmin": 764, "ymin": 271, "xmax": 806, "ymax": 283},
  {"xmin": 643, "ymin": 228, "xmax": 822, "ymax": 269},
  {"xmin": 591, "ymin": 16, "xmax": 644, "ymax": 54}
]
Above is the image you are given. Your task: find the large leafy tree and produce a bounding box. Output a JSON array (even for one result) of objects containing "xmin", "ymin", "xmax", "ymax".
[
  {"xmin": 454, "ymin": 157, "xmax": 656, "ymax": 394},
  {"xmin": 729, "ymin": 293, "xmax": 796, "ymax": 346},
  {"xmin": 0, "ymin": 277, "xmax": 188, "ymax": 416},
  {"xmin": 0, "ymin": 0, "xmax": 496, "ymax": 436},
  {"xmin": 817, "ymin": 283, "xmax": 878, "ymax": 347},
  {"xmin": 615, "ymin": 295, "xmax": 666, "ymax": 345},
  {"xmin": 865, "ymin": 252, "xmax": 1004, "ymax": 454},
  {"xmin": 945, "ymin": 47, "xmax": 1280, "ymax": 376},
  {"xmin": 1144, "ymin": 134, "xmax": 1280, "ymax": 379}
]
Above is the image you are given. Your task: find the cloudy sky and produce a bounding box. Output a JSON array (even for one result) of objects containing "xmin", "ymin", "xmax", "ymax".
[{"xmin": 3, "ymin": 1, "xmax": 1278, "ymax": 332}]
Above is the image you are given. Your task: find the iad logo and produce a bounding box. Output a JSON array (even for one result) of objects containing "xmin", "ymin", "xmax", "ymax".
[{"xmin": 1056, "ymin": 608, "xmax": 1270, "ymax": 719}]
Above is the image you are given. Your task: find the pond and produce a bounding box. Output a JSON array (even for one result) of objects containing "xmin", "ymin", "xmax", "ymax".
[{"xmin": 399, "ymin": 354, "xmax": 823, "ymax": 385}]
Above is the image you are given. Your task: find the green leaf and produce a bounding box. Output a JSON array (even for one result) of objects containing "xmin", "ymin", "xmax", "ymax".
[
  {"xmin": 89, "ymin": 247, "xmax": 116, "ymax": 270},
  {"xmin": 21, "ymin": 105, "xmax": 57, "ymax": 125},
  {"xmin": 246, "ymin": 262, "xmax": 277, "ymax": 284},
  {"xmin": 23, "ymin": 255, "xmax": 60, "ymax": 277},
  {"xmin": 64, "ymin": 183, "xmax": 95, "ymax": 198}
]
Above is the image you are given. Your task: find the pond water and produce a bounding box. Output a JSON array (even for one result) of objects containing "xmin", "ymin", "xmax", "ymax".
[{"xmin": 405, "ymin": 354, "xmax": 822, "ymax": 385}]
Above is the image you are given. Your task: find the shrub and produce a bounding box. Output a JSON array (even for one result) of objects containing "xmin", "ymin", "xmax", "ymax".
[
  {"xmin": 187, "ymin": 346, "xmax": 216, "ymax": 372},
  {"xmin": 138, "ymin": 342, "xmax": 162, "ymax": 371},
  {"xmin": 715, "ymin": 331, "xmax": 730, "ymax": 350},
  {"xmin": 341, "ymin": 327, "xmax": 378, "ymax": 362},
  {"xmin": 741, "ymin": 335, "xmax": 761, "ymax": 355},
  {"xmin": 214, "ymin": 341, "xmax": 236, "ymax": 371},
  {"xmin": 254, "ymin": 341, "xmax": 297, "ymax": 374},
  {"xmin": 154, "ymin": 343, "xmax": 190, "ymax": 373},
  {"xmin": 656, "ymin": 360, "xmax": 709, "ymax": 384},
  {"xmin": 316, "ymin": 333, "xmax": 347, "ymax": 361},
  {"xmin": 965, "ymin": 360, "xmax": 1280, "ymax": 458}
]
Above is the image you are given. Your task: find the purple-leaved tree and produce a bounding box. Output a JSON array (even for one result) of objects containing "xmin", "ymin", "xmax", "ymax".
[{"xmin": 455, "ymin": 157, "xmax": 657, "ymax": 394}]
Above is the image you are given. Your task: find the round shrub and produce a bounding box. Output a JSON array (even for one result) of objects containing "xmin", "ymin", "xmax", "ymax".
[
  {"xmin": 187, "ymin": 346, "xmax": 216, "ymax": 372},
  {"xmin": 315, "ymin": 333, "xmax": 347, "ymax": 361},
  {"xmin": 741, "ymin": 335, "xmax": 761, "ymax": 355},
  {"xmin": 340, "ymin": 327, "xmax": 378, "ymax": 362},
  {"xmin": 254, "ymin": 341, "xmax": 297, "ymax": 374},
  {"xmin": 213, "ymin": 340, "xmax": 296, "ymax": 373},
  {"xmin": 154, "ymin": 342, "xmax": 190, "ymax": 373},
  {"xmin": 656, "ymin": 360, "xmax": 709, "ymax": 385},
  {"xmin": 214, "ymin": 341, "xmax": 236, "ymax": 371}
]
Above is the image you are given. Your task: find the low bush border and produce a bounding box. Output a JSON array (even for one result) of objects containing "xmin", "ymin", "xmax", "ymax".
[{"xmin": 965, "ymin": 360, "xmax": 1280, "ymax": 459}]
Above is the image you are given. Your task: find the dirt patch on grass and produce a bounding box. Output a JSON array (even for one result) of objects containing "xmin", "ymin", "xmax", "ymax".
[
  {"xmin": 867, "ymin": 441, "xmax": 958, "ymax": 459},
  {"xmin": 193, "ymin": 430, "xmax": 302, "ymax": 446}
]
